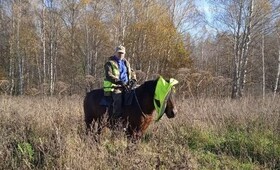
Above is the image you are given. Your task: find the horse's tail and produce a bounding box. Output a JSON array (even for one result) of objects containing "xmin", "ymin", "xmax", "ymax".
[
  {"xmin": 84, "ymin": 92, "xmax": 93, "ymax": 130},
  {"xmin": 83, "ymin": 92, "xmax": 88, "ymax": 120}
]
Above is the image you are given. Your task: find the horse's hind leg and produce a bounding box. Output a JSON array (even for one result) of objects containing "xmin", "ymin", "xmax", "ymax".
[
  {"xmin": 97, "ymin": 116, "xmax": 104, "ymax": 135},
  {"xmin": 85, "ymin": 114, "xmax": 95, "ymax": 135},
  {"xmin": 86, "ymin": 119, "xmax": 101, "ymax": 143},
  {"xmin": 85, "ymin": 121, "xmax": 94, "ymax": 135}
]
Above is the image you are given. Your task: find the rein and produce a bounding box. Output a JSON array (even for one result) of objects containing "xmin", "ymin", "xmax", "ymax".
[{"xmin": 133, "ymin": 89, "xmax": 147, "ymax": 118}]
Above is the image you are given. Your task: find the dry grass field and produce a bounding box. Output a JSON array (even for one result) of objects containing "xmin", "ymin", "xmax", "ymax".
[{"xmin": 0, "ymin": 95, "xmax": 280, "ymax": 169}]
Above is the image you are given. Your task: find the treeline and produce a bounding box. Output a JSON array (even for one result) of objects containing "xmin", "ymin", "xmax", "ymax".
[
  {"xmin": 0, "ymin": 0, "xmax": 196, "ymax": 96},
  {"xmin": 0, "ymin": 0, "xmax": 280, "ymax": 98},
  {"xmin": 191, "ymin": 0, "xmax": 280, "ymax": 98}
]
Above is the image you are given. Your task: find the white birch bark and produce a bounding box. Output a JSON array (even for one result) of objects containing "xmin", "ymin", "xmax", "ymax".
[
  {"xmin": 232, "ymin": 0, "xmax": 254, "ymax": 98},
  {"xmin": 49, "ymin": 1, "xmax": 55, "ymax": 96},
  {"xmin": 50, "ymin": 32, "xmax": 54, "ymax": 95},
  {"xmin": 239, "ymin": 0, "xmax": 254, "ymax": 97},
  {"xmin": 16, "ymin": 3, "xmax": 24, "ymax": 95},
  {"xmin": 36, "ymin": 49, "xmax": 41, "ymax": 85},
  {"xmin": 85, "ymin": 16, "xmax": 90, "ymax": 76},
  {"xmin": 274, "ymin": 32, "xmax": 280, "ymax": 99},
  {"xmin": 146, "ymin": 60, "xmax": 151, "ymax": 80},
  {"xmin": 262, "ymin": 28, "xmax": 265, "ymax": 99},
  {"xmin": 42, "ymin": 5, "xmax": 46, "ymax": 86},
  {"xmin": 94, "ymin": 38, "xmax": 98, "ymax": 79},
  {"xmin": 232, "ymin": 1, "xmax": 243, "ymax": 98},
  {"xmin": 9, "ymin": 7, "xmax": 15, "ymax": 95},
  {"xmin": 120, "ymin": 0, "xmax": 126, "ymax": 44}
]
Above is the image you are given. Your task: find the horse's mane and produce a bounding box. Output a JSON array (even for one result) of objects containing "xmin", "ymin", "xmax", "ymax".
[{"xmin": 136, "ymin": 78, "xmax": 159, "ymax": 96}]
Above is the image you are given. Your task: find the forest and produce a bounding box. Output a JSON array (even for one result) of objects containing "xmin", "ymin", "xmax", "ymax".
[{"xmin": 0, "ymin": 0, "xmax": 279, "ymax": 98}]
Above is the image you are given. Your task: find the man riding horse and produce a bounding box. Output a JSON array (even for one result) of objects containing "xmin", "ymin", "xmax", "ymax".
[
  {"xmin": 85, "ymin": 50, "xmax": 178, "ymax": 138},
  {"xmin": 103, "ymin": 45, "xmax": 136, "ymax": 121}
]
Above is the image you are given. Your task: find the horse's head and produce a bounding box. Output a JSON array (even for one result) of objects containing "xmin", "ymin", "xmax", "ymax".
[
  {"xmin": 137, "ymin": 77, "xmax": 178, "ymax": 121},
  {"xmin": 164, "ymin": 91, "xmax": 177, "ymax": 118}
]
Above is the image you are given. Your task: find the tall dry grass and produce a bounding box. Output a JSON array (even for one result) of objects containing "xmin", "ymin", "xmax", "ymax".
[
  {"xmin": 177, "ymin": 95, "xmax": 280, "ymax": 132},
  {"xmin": 0, "ymin": 95, "xmax": 279, "ymax": 169}
]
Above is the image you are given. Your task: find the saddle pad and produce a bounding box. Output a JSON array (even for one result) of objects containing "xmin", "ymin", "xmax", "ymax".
[
  {"xmin": 124, "ymin": 90, "xmax": 134, "ymax": 106},
  {"xmin": 99, "ymin": 96, "xmax": 112, "ymax": 106},
  {"xmin": 99, "ymin": 91, "xmax": 134, "ymax": 106}
]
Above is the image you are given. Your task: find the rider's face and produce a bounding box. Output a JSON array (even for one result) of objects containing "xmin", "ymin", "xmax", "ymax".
[{"xmin": 117, "ymin": 52, "xmax": 125, "ymax": 59}]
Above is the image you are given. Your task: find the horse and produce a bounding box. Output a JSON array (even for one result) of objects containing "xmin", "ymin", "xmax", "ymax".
[{"xmin": 83, "ymin": 78, "xmax": 177, "ymax": 139}]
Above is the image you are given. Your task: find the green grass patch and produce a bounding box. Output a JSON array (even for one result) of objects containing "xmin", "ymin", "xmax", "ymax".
[{"xmin": 173, "ymin": 125, "xmax": 280, "ymax": 169}]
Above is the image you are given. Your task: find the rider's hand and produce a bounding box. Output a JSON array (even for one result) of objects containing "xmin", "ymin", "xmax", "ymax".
[
  {"xmin": 130, "ymin": 79, "xmax": 136, "ymax": 86},
  {"xmin": 116, "ymin": 80, "xmax": 125, "ymax": 86},
  {"xmin": 131, "ymin": 79, "xmax": 137, "ymax": 83}
]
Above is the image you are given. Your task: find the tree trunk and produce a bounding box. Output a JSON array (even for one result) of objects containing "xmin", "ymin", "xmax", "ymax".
[
  {"xmin": 262, "ymin": 29, "xmax": 265, "ymax": 99},
  {"xmin": 231, "ymin": 1, "xmax": 243, "ymax": 99},
  {"xmin": 232, "ymin": 0, "xmax": 254, "ymax": 98},
  {"xmin": 42, "ymin": 6, "xmax": 46, "ymax": 87},
  {"xmin": 50, "ymin": 34, "xmax": 54, "ymax": 96},
  {"xmin": 36, "ymin": 52, "xmax": 41, "ymax": 87},
  {"xmin": 16, "ymin": 4, "xmax": 24, "ymax": 95},
  {"xmin": 9, "ymin": 9, "xmax": 15, "ymax": 95},
  {"xmin": 274, "ymin": 32, "xmax": 280, "ymax": 99},
  {"xmin": 85, "ymin": 6, "xmax": 90, "ymax": 77},
  {"xmin": 240, "ymin": 0, "xmax": 254, "ymax": 96},
  {"xmin": 119, "ymin": 0, "xmax": 125, "ymax": 44},
  {"xmin": 94, "ymin": 39, "xmax": 98, "ymax": 79},
  {"xmin": 49, "ymin": 2, "xmax": 55, "ymax": 96}
]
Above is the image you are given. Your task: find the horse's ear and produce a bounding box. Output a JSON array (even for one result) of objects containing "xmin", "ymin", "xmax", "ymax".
[
  {"xmin": 169, "ymin": 78, "xmax": 179, "ymax": 86},
  {"xmin": 164, "ymin": 78, "xmax": 170, "ymax": 83},
  {"xmin": 155, "ymin": 75, "xmax": 166, "ymax": 81}
]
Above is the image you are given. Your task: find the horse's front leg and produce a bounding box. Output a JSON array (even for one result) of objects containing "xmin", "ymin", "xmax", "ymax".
[
  {"xmin": 122, "ymin": 116, "xmax": 129, "ymax": 132},
  {"xmin": 127, "ymin": 126, "xmax": 143, "ymax": 141},
  {"xmin": 135, "ymin": 131, "xmax": 143, "ymax": 140}
]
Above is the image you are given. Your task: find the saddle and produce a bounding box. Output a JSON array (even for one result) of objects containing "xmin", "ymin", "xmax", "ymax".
[
  {"xmin": 100, "ymin": 80, "xmax": 136, "ymax": 107},
  {"xmin": 99, "ymin": 90, "xmax": 135, "ymax": 107}
]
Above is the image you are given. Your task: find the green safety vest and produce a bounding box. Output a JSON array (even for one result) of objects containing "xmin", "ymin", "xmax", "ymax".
[{"xmin": 103, "ymin": 60, "xmax": 132, "ymax": 96}]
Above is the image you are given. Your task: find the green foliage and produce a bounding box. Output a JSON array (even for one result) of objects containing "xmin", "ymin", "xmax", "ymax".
[
  {"xmin": 169, "ymin": 41, "xmax": 192, "ymax": 69},
  {"xmin": 104, "ymin": 141, "xmax": 118, "ymax": 156},
  {"xmin": 220, "ymin": 128, "xmax": 280, "ymax": 168},
  {"xmin": 195, "ymin": 151, "xmax": 258, "ymax": 170},
  {"xmin": 17, "ymin": 142, "xmax": 34, "ymax": 162},
  {"xmin": 173, "ymin": 124, "xmax": 280, "ymax": 169}
]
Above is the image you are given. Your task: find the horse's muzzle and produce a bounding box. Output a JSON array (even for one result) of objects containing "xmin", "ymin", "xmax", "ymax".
[
  {"xmin": 166, "ymin": 108, "xmax": 176, "ymax": 118},
  {"xmin": 166, "ymin": 110, "xmax": 175, "ymax": 119}
]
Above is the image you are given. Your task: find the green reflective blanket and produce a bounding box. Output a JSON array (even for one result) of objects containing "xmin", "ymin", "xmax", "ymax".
[{"xmin": 154, "ymin": 76, "xmax": 178, "ymax": 122}]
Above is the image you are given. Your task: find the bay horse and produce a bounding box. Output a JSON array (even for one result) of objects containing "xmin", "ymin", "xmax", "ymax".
[{"xmin": 83, "ymin": 78, "xmax": 177, "ymax": 139}]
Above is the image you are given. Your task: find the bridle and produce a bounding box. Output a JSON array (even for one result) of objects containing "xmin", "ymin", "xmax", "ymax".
[{"xmin": 133, "ymin": 88, "xmax": 175, "ymax": 121}]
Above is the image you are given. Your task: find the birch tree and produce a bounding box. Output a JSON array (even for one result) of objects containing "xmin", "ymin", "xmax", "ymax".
[
  {"xmin": 0, "ymin": 0, "xmax": 10, "ymax": 80},
  {"xmin": 7, "ymin": 0, "xmax": 24, "ymax": 95},
  {"xmin": 274, "ymin": 24, "xmax": 280, "ymax": 98},
  {"xmin": 47, "ymin": 0, "xmax": 56, "ymax": 96},
  {"xmin": 164, "ymin": 0, "xmax": 202, "ymax": 32},
  {"xmin": 230, "ymin": 0, "xmax": 255, "ymax": 98},
  {"xmin": 212, "ymin": 0, "xmax": 280, "ymax": 98},
  {"xmin": 36, "ymin": 0, "xmax": 47, "ymax": 87},
  {"xmin": 261, "ymin": 25, "xmax": 266, "ymax": 99}
]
